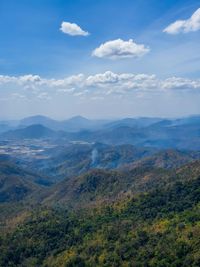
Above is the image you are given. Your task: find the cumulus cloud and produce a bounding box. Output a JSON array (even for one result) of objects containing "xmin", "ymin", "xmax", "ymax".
[
  {"xmin": 164, "ymin": 8, "xmax": 200, "ymax": 34},
  {"xmin": 86, "ymin": 71, "xmax": 120, "ymax": 86},
  {"xmin": 92, "ymin": 39, "xmax": 150, "ymax": 59},
  {"xmin": 0, "ymin": 74, "xmax": 41, "ymax": 84},
  {"xmin": 60, "ymin": 21, "xmax": 89, "ymax": 36},
  {"xmin": 0, "ymin": 72, "xmax": 200, "ymax": 101},
  {"xmin": 161, "ymin": 77, "xmax": 200, "ymax": 90}
]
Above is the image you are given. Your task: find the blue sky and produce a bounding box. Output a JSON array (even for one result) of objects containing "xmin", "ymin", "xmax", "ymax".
[{"xmin": 0, "ymin": 0, "xmax": 200, "ymax": 119}]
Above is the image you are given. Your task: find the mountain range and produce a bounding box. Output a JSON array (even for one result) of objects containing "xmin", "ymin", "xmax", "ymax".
[
  {"xmin": 1, "ymin": 147, "xmax": 200, "ymax": 206},
  {"xmin": 0, "ymin": 114, "xmax": 200, "ymax": 266},
  {"xmin": 0, "ymin": 115, "xmax": 109, "ymax": 132},
  {"xmin": 1, "ymin": 114, "xmax": 200, "ymax": 133},
  {"xmin": 1, "ymin": 114, "xmax": 200, "ymax": 150}
]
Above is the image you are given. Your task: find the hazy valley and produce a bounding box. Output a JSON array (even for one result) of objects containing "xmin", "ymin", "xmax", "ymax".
[{"xmin": 0, "ymin": 115, "xmax": 200, "ymax": 266}]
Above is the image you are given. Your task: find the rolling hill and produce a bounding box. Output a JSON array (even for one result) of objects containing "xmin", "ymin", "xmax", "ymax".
[
  {"xmin": 123, "ymin": 149, "xmax": 200, "ymax": 170},
  {"xmin": 1, "ymin": 124, "xmax": 57, "ymax": 140},
  {"xmin": 27, "ymin": 143, "xmax": 155, "ymax": 181},
  {"xmin": 0, "ymin": 160, "xmax": 200, "ymax": 267},
  {"xmin": 19, "ymin": 115, "xmax": 109, "ymax": 132},
  {"xmin": 0, "ymin": 160, "xmax": 40, "ymax": 203}
]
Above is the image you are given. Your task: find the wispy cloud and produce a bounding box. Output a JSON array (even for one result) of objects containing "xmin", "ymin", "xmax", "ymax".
[
  {"xmin": 164, "ymin": 8, "xmax": 200, "ymax": 34},
  {"xmin": 60, "ymin": 21, "xmax": 89, "ymax": 36},
  {"xmin": 92, "ymin": 39, "xmax": 150, "ymax": 59}
]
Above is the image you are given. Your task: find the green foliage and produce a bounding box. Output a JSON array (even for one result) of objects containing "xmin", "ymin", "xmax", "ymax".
[
  {"xmin": 0, "ymin": 169, "xmax": 200, "ymax": 267},
  {"xmin": 0, "ymin": 161, "xmax": 40, "ymax": 203}
]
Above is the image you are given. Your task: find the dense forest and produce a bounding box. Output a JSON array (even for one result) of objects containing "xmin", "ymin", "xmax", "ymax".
[{"xmin": 0, "ymin": 160, "xmax": 200, "ymax": 266}]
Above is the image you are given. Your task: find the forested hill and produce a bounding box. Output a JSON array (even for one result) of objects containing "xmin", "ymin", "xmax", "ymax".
[
  {"xmin": 0, "ymin": 160, "xmax": 200, "ymax": 266},
  {"xmin": 0, "ymin": 160, "xmax": 41, "ymax": 203},
  {"xmin": 38, "ymin": 159, "xmax": 200, "ymax": 208}
]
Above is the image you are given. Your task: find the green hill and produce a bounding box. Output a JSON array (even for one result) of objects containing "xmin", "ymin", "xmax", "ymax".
[
  {"xmin": 40, "ymin": 159, "xmax": 200, "ymax": 208},
  {"xmin": 0, "ymin": 160, "xmax": 41, "ymax": 203},
  {"xmin": 0, "ymin": 160, "xmax": 200, "ymax": 267},
  {"xmin": 123, "ymin": 149, "xmax": 200, "ymax": 170}
]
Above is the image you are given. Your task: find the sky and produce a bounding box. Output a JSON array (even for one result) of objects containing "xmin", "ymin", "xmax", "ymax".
[{"xmin": 0, "ymin": 0, "xmax": 200, "ymax": 119}]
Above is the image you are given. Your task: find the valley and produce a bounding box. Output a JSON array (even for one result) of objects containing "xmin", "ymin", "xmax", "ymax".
[{"xmin": 0, "ymin": 115, "xmax": 200, "ymax": 266}]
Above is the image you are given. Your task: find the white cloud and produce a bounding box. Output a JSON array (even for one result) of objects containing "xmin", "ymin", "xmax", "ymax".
[
  {"xmin": 86, "ymin": 71, "xmax": 119, "ymax": 86},
  {"xmin": 0, "ymin": 74, "xmax": 42, "ymax": 85},
  {"xmin": 0, "ymin": 72, "xmax": 200, "ymax": 101},
  {"xmin": 164, "ymin": 8, "xmax": 200, "ymax": 34},
  {"xmin": 48, "ymin": 74, "xmax": 85, "ymax": 87},
  {"xmin": 60, "ymin": 21, "xmax": 89, "ymax": 36},
  {"xmin": 92, "ymin": 39, "xmax": 150, "ymax": 59},
  {"xmin": 161, "ymin": 77, "xmax": 200, "ymax": 90}
]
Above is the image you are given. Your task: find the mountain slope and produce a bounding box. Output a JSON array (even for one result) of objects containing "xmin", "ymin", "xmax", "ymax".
[
  {"xmin": 61, "ymin": 118, "xmax": 200, "ymax": 150},
  {"xmin": 123, "ymin": 149, "xmax": 200, "ymax": 170},
  {"xmin": 19, "ymin": 115, "xmax": 109, "ymax": 132},
  {"xmin": 105, "ymin": 117, "xmax": 162, "ymax": 129},
  {"xmin": 1, "ymin": 124, "xmax": 57, "ymax": 140},
  {"xmin": 0, "ymin": 160, "xmax": 40, "ymax": 202},
  {"xmin": 41, "ymin": 167, "xmax": 170, "ymax": 207},
  {"xmin": 1, "ymin": 160, "xmax": 200, "ymax": 267},
  {"xmin": 41, "ymin": 159, "xmax": 200, "ymax": 208},
  {"xmin": 32, "ymin": 143, "xmax": 155, "ymax": 181},
  {"xmin": 20, "ymin": 115, "xmax": 60, "ymax": 130}
]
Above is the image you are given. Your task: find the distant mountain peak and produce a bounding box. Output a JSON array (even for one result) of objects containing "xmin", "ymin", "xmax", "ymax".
[
  {"xmin": 22, "ymin": 115, "xmax": 50, "ymax": 120},
  {"xmin": 67, "ymin": 115, "xmax": 89, "ymax": 122},
  {"xmin": 1, "ymin": 124, "xmax": 56, "ymax": 140}
]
